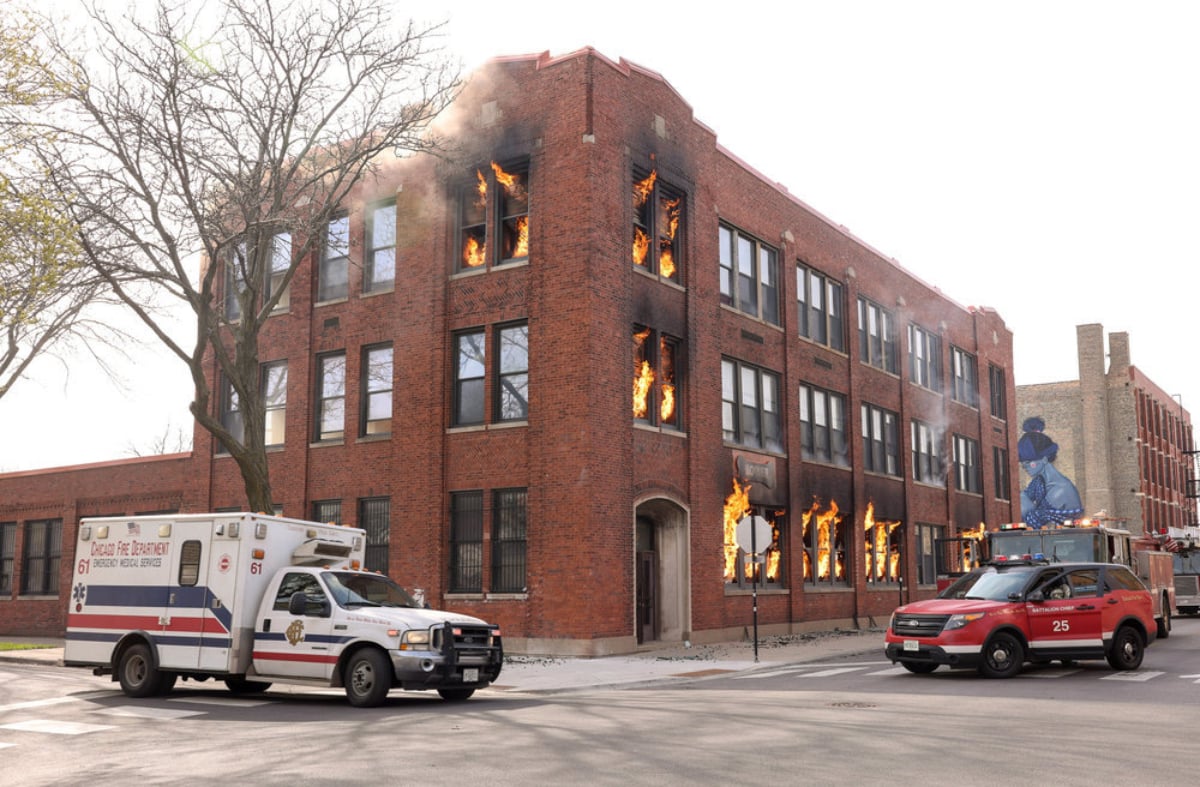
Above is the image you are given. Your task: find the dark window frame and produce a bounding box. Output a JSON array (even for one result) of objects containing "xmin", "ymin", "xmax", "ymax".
[
  {"xmin": 0, "ymin": 521, "xmax": 16, "ymax": 595},
  {"xmin": 363, "ymin": 200, "xmax": 397, "ymax": 294},
  {"xmin": 726, "ymin": 507, "xmax": 785, "ymax": 589},
  {"xmin": 911, "ymin": 418, "xmax": 944, "ymax": 486},
  {"xmin": 908, "ymin": 323, "xmax": 943, "ymax": 391},
  {"xmin": 719, "ymin": 224, "xmax": 780, "ymax": 325},
  {"xmin": 796, "ymin": 262, "xmax": 845, "ymax": 351},
  {"xmin": 449, "ymin": 490, "xmax": 484, "ymax": 593},
  {"xmin": 457, "ymin": 160, "xmax": 530, "ymax": 273},
  {"xmin": 311, "ymin": 499, "xmax": 342, "ymax": 524},
  {"xmin": 632, "ymin": 168, "xmax": 684, "ymax": 283},
  {"xmin": 798, "ymin": 383, "xmax": 849, "ymax": 466},
  {"xmin": 317, "ymin": 213, "xmax": 350, "ymax": 302},
  {"xmin": 491, "ymin": 488, "xmax": 527, "ymax": 593},
  {"xmin": 989, "ymin": 363, "xmax": 1008, "ymax": 420},
  {"xmin": 954, "ymin": 433, "xmax": 983, "ymax": 494},
  {"xmin": 453, "ymin": 329, "xmax": 486, "ymax": 426},
  {"xmin": 722, "ymin": 358, "xmax": 783, "ymax": 453},
  {"xmin": 262, "ymin": 360, "xmax": 287, "ymax": 447},
  {"xmin": 633, "ymin": 325, "xmax": 683, "ymax": 430},
  {"xmin": 495, "ymin": 322, "xmax": 529, "ymax": 423},
  {"xmin": 857, "ymin": 296, "xmax": 899, "ymax": 374},
  {"xmin": 358, "ymin": 497, "xmax": 390, "ymax": 573},
  {"xmin": 951, "ymin": 346, "xmax": 979, "ymax": 408},
  {"xmin": 360, "ymin": 343, "xmax": 393, "ymax": 437},
  {"xmin": 862, "ymin": 403, "xmax": 901, "ymax": 477},
  {"xmin": 994, "ymin": 446, "xmax": 1011, "ymax": 501},
  {"xmin": 314, "ymin": 351, "xmax": 346, "ymax": 442},
  {"xmin": 20, "ymin": 518, "xmax": 61, "ymax": 596}
]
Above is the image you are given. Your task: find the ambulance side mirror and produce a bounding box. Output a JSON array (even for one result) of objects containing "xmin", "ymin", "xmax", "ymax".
[{"xmin": 289, "ymin": 592, "xmax": 309, "ymax": 616}]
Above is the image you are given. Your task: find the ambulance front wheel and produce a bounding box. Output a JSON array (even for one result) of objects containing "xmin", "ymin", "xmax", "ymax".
[
  {"xmin": 344, "ymin": 648, "xmax": 392, "ymax": 707},
  {"xmin": 118, "ymin": 642, "xmax": 165, "ymax": 698}
]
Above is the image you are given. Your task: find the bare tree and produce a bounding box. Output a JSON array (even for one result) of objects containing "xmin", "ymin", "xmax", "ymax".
[
  {"xmin": 23, "ymin": 0, "xmax": 460, "ymax": 510},
  {"xmin": 0, "ymin": 9, "xmax": 126, "ymax": 403}
]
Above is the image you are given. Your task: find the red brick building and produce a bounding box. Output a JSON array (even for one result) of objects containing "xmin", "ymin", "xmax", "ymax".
[{"xmin": 0, "ymin": 49, "xmax": 1018, "ymax": 654}]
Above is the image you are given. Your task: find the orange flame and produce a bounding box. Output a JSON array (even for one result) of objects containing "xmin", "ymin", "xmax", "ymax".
[
  {"xmin": 462, "ymin": 235, "xmax": 486, "ymax": 268},
  {"xmin": 658, "ymin": 196, "xmax": 680, "ymax": 277},
  {"xmin": 632, "ymin": 327, "xmax": 653, "ymax": 418},
  {"xmin": 660, "ymin": 383, "xmax": 675, "ymax": 423},
  {"xmin": 475, "ymin": 169, "xmax": 487, "ymax": 204},
  {"xmin": 492, "ymin": 161, "xmax": 526, "ymax": 201},
  {"xmin": 960, "ymin": 522, "xmax": 986, "ymax": 572},
  {"xmin": 633, "ymin": 170, "xmax": 657, "ymax": 208},
  {"xmin": 802, "ymin": 499, "xmax": 842, "ymax": 580},
  {"xmin": 864, "ymin": 502, "xmax": 901, "ymax": 582},
  {"xmin": 633, "ymin": 227, "xmax": 651, "ymax": 266},
  {"xmin": 722, "ymin": 479, "xmax": 751, "ymax": 581},
  {"xmin": 510, "ymin": 215, "xmax": 529, "ymax": 258}
]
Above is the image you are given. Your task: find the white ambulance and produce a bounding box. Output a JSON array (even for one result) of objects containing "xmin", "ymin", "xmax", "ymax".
[{"xmin": 64, "ymin": 513, "xmax": 503, "ymax": 707}]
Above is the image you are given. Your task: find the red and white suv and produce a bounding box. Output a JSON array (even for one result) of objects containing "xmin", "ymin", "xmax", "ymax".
[{"xmin": 884, "ymin": 559, "xmax": 1156, "ymax": 677}]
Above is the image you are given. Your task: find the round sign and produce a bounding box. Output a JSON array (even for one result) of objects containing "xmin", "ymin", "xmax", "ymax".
[
  {"xmin": 735, "ymin": 515, "xmax": 773, "ymax": 555},
  {"xmin": 218, "ymin": 554, "xmax": 232, "ymax": 573}
]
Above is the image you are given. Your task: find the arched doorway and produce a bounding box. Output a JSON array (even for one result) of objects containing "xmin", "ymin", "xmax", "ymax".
[{"xmin": 633, "ymin": 497, "xmax": 690, "ymax": 645}]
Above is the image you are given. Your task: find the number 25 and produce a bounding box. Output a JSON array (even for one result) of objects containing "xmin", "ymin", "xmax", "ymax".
[{"xmin": 1052, "ymin": 619, "xmax": 1070, "ymax": 632}]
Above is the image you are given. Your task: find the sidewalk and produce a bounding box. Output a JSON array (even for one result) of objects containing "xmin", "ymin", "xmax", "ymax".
[{"xmin": 0, "ymin": 628, "xmax": 885, "ymax": 693}]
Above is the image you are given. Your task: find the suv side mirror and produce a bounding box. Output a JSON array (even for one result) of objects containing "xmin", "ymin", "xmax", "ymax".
[{"xmin": 1027, "ymin": 590, "xmax": 1045, "ymax": 602}]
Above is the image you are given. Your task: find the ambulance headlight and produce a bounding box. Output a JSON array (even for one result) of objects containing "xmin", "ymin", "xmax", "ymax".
[{"xmin": 398, "ymin": 630, "xmax": 431, "ymax": 650}]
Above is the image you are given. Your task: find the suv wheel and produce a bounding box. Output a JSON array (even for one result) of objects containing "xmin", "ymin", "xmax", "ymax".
[
  {"xmin": 900, "ymin": 662, "xmax": 938, "ymax": 675},
  {"xmin": 1156, "ymin": 601, "xmax": 1171, "ymax": 639},
  {"xmin": 978, "ymin": 632, "xmax": 1023, "ymax": 678},
  {"xmin": 1106, "ymin": 626, "xmax": 1144, "ymax": 671}
]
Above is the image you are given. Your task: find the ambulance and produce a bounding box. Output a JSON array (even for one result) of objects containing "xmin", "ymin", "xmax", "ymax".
[{"xmin": 64, "ymin": 513, "xmax": 503, "ymax": 707}]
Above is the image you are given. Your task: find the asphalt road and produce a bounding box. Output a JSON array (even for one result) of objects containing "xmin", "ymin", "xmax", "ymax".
[{"xmin": 4, "ymin": 622, "xmax": 1200, "ymax": 786}]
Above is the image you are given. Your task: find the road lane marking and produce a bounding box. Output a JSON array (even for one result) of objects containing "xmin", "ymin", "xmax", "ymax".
[
  {"xmin": 1, "ymin": 719, "xmax": 115, "ymax": 735},
  {"xmin": 1100, "ymin": 671, "xmax": 1164, "ymax": 682},
  {"xmin": 93, "ymin": 706, "xmax": 206, "ymax": 720},
  {"xmin": 0, "ymin": 696, "xmax": 78, "ymax": 714}
]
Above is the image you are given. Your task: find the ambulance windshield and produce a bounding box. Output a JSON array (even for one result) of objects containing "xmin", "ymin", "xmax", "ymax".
[{"xmin": 324, "ymin": 571, "xmax": 420, "ymax": 609}]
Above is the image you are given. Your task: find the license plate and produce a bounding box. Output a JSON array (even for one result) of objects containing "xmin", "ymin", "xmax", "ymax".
[
  {"xmin": 903, "ymin": 640, "xmax": 919, "ymax": 652},
  {"xmin": 463, "ymin": 668, "xmax": 479, "ymax": 682}
]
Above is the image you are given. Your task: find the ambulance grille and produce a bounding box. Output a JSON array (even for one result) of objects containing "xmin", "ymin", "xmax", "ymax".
[{"xmin": 890, "ymin": 613, "xmax": 951, "ymax": 637}]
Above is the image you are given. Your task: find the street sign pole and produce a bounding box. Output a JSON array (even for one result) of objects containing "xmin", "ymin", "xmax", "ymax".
[{"xmin": 735, "ymin": 515, "xmax": 773, "ymax": 664}]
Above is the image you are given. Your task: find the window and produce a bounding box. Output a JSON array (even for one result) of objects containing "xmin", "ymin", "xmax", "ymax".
[
  {"xmin": 726, "ymin": 507, "xmax": 785, "ymax": 589},
  {"xmin": 722, "ymin": 359, "xmax": 782, "ymax": 453},
  {"xmin": 262, "ymin": 361, "xmax": 287, "ymax": 446},
  {"xmin": 908, "ymin": 324, "xmax": 942, "ymax": 391},
  {"xmin": 862, "ymin": 403, "xmax": 900, "ymax": 477},
  {"xmin": 266, "ymin": 231, "xmax": 291, "ymax": 311},
  {"xmin": 449, "ymin": 491, "xmax": 483, "ymax": 593},
  {"xmin": 865, "ymin": 506, "xmax": 902, "ymax": 584},
  {"xmin": 954, "ymin": 434, "xmax": 983, "ymax": 494},
  {"xmin": 224, "ymin": 230, "xmax": 292, "ymax": 320},
  {"xmin": 453, "ymin": 329, "xmax": 486, "ymax": 426},
  {"xmin": 492, "ymin": 488, "xmax": 527, "ymax": 593},
  {"xmin": 632, "ymin": 169, "xmax": 683, "ymax": 283},
  {"xmin": 858, "ymin": 297, "xmax": 898, "ymax": 373},
  {"xmin": 801, "ymin": 499, "xmax": 847, "ymax": 586},
  {"xmin": 915, "ymin": 523, "xmax": 944, "ymax": 585},
  {"xmin": 458, "ymin": 161, "xmax": 529, "ymax": 272},
  {"xmin": 364, "ymin": 201, "xmax": 396, "ymax": 294},
  {"xmin": 719, "ymin": 224, "xmax": 779, "ymax": 325},
  {"xmin": 272, "ymin": 572, "xmax": 329, "ymax": 615},
  {"xmin": 360, "ymin": 344, "xmax": 393, "ymax": 436},
  {"xmin": 989, "ymin": 364, "xmax": 1007, "ymax": 420},
  {"xmin": 951, "ymin": 346, "xmax": 979, "ymax": 407},
  {"xmin": 496, "ymin": 323, "xmax": 529, "ymax": 422},
  {"xmin": 219, "ymin": 376, "xmax": 243, "ymax": 447},
  {"xmin": 911, "ymin": 419, "xmax": 944, "ymax": 486},
  {"xmin": 796, "ymin": 263, "xmax": 845, "ymax": 351},
  {"xmin": 312, "ymin": 499, "xmax": 342, "ymax": 524},
  {"xmin": 178, "ymin": 540, "xmax": 202, "ymax": 586},
  {"xmin": 798, "ymin": 384, "xmax": 849, "ymax": 466},
  {"xmin": 633, "ymin": 326, "xmax": 682, "ymax": 429},
  {"xmin": 21, "ymin": 519, "xmax": 61, "ymax": 595},
  {"xmin": 994, "ymin": 446, "xmax": 1011, "ymax": 500},
  {"xmin": 0, "ymin": 521, "xmax": 15, "ymax": 594},
  {"xmin": 318, "ymin": 214, "xmax": 349, "ymax": 302},
  {"xmin": 358, "ymin": 497, "xmax": 389, "ymax": 572},
  {"xmin": 315, "ymin": 352, "xmax": 346, "ymax": 441}
]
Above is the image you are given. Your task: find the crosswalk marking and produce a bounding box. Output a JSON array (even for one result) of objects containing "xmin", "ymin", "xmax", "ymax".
[
  {"xmin": 0, "ymin": 696, "xmax": 78, "ymax": 714},
  {"xmin": 1, "ymin": 719, "xmax": 115, "ymax": 735},
  {"xmin": 93, "ymin": 705, "xmax": 206, "ymax": 720},
  {"xmin": 0, "ymin": 742, "xmax": 15, "ymax": 749},
  {"xmin": 1101, "ymin": 670, "xmax": 1164, "ymax": 682},
  {"xmin": 794, "ymin": 667, "xmax": 869, "ymax": 678}
]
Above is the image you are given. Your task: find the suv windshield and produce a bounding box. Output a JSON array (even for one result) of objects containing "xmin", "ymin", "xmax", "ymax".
[
  {"xmin": 323, "ymin": 571, "xmax": 420, "ymax": 609},
  {"xmin": 940, "ymin": 567, "xmax": 1035, "ymax": 601}
]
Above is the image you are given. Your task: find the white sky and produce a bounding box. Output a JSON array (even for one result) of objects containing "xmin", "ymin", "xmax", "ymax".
[{"xmin": 2, "ymin": 0, "xmax": 1197, "ymax": 472}]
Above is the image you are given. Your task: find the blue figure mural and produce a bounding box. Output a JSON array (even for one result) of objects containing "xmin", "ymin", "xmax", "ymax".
[{"xmin": 1018, "ymin": 417, "xmax": 1083, "ymax": 528}]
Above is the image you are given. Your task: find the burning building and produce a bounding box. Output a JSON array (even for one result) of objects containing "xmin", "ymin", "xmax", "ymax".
[{"xmin": 0, "ymin": 48, "xmax": 1018, "ymax": 652}]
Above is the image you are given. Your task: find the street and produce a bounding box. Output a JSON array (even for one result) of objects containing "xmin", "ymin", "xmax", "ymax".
[{"xmin": 5, "ymin": 620, "xmax": 1200, "ymax": 785}]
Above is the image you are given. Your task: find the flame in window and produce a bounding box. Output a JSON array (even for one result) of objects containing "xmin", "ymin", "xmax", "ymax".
[
  {"xmin": 633, "ymin": 227, "xmax": 651, "ymax": 266},
  {"xmin": 632, "ymin": 170, "xmax": 657, "ymax": 267},
  {"xmin": 491, "ymin": 161, "xmax": 526, "ymax": 201},
  {"xmin": 961, "ymin": 522, "xmax": 986, "ymax": 573},
  {"xmin": 632, "ymin": 327, "xmax": 653, "ymax": 418},
  {"xmin": 658, "ymin": 196, "xmax": 680, "ymax": 278},
  {"xmin": 802, "ymin": 498, "xmax": 843, "ymax": 580},
  {"xmin": 722, "ymin": 479, "xmax": 751, "ymax": 581},
  {"xmin": 462, "ymin": 235, "xmax": 486, "ymax": 268},
  {"xmin": 659, "ymin": 336, "xmax": 675, "ymax": 423},
  {"xmin": 864, "ymin": 502, "xmax": 902, "ymax": 582}
]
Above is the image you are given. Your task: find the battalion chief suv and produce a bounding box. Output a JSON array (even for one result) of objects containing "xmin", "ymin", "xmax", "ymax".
[{"xmin": 884, "ymin": 559, "xmax": 1156, "ymax": 678}]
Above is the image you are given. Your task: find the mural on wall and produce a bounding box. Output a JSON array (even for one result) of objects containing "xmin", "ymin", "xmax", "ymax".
[{"xmin": 1018, "ymin": 416, "xmax": 1083, "ymax": 528}]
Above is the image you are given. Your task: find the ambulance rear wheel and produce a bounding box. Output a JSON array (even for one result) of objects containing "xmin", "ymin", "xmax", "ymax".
[
  {"xmin": 118, "ymin": 643, "xmax": 162, "ymax": 698},
  {"xmin": 224, "ymin": 677, "xmax": 272, "ymax": 695},
  {"xmin": 345, "ymin": 649, "xmax": 391, "ymax": 707}
]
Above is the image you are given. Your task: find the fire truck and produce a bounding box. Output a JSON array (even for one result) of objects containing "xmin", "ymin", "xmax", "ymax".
[
  {"xmin": 64, "ymin": 513, "xmax": 503, "ymax": 707},
  {"xmin": 937, "ymin": 519, "xmax": 1176, "ymax": 638},
  {"xmin": 1163, "ymin": 526, "xmax": 1200, "ymax": 615}
]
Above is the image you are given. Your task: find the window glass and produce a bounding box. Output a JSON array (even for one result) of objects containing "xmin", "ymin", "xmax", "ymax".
[
  {"xmin": 365, "ymin": 203, "xmax": 396, "ymax": 292},
  {"xmin": 497, "ymin": 324, "xmax": 529, "ymax": 421},
  {"xmin": 318, "ymin": 215, "xmax": 350, "ymax": 301},
  {"xmin": 316, "ymin": 353, "xmax": 346, "ymax": 441},
  {"xmin": 362, "ymin": 345, "xmax": 393, "ymax": 436},
  {"xmin": 454, "ymin": 330, "xmax": 486, "ymax": 425}
]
